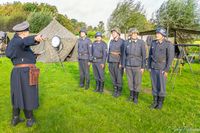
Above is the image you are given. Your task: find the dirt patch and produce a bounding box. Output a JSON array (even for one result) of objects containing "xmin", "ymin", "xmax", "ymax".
[{"xmin": 142, "ymin": 88, "xmax": 152, "ymax": 94}]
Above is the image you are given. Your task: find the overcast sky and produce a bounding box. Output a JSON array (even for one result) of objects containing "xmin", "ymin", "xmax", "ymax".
[{"xmin": 0, "ymin": 0, "xmax": 165, "ymax": 27}]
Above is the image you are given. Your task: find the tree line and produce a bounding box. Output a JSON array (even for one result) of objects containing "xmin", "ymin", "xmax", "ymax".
[
  {"xmin": 0, "ymin": 0, "xmax": 199, "ymax": 42},
  {"xmin": 0, "ymin": 1, "xmax": 104, "ymax": 36},
  {"xmin": 108, "ymin": 0, "xmax": 200, "ymax": 42}
]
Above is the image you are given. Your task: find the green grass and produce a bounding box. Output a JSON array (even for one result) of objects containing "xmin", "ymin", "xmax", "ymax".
[
  {"xmin": 193, "ymin": 40, "xmax": 200, "ymax": 44},
  {"xmin": 0, "ymin": 58, "xmax": 200, "ymax": 133}
]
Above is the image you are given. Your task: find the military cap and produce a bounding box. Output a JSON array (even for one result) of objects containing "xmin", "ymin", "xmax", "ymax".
[
  {"xmin": 156, "ymin": 27, "xmax": 167, "ymax": 37},
  {"xmin": 111, "ymin": 27, "xmax": 121, "ymax": 35},
  {"xmin": 95, "ymin": 32, "xmax": 103, "ymax": 38},
  {"xmin": 12, "ymin": 21, "xmax": 30, "ymax": 32},
  {"xmin": 128, "ymin": 28, "xmax": 139, "ymax": 34},
  {"xmin": 79, "ymin": 28, "xmax": 87, "ymax": 35}
]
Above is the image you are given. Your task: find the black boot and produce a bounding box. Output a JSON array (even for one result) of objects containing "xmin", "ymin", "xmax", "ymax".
[
  {"xmin": 133, "ymin": 92, "xmax": 139, "ymax": 104},
  {"xmin": 80, "ymin": 79, "xmax": 85, "ymax": 88},
  {"xmin": 156, "ymin": 96, "xmax": 165, "ymax": 109},
  {"xmin": 85, "ymin": 80, "xmax": 90, "ymax": 90},
  {"xmin": 26, "ymin": 118, "xmax": 35, "ymax": 127},
  {"xmin": 115, "ymin": 87, "xmax": 122, "ymax": 98},
  {"xmin": 93, "ymin": 81, "xmax": 100, "ymax": 92},
  {"xmin": 99, "ymin": 81, "xmax": 104, "ymax": 93},
  {"xmin": 150, "ymin": 96, "xmax": 158, "ymax": 109},
  {"xmin": 11, "ymin": 116, "xmax": 25, "ymax": 126},
  {"xmin": 24, "ymin": 110, "xmax": 35, "ymax": 127},
  {"xmin": 80, "ymin": 83, "xmax": 84, "ymax": 88},
  {"xmin": 113, "ymin": 86, "xmax": 118, "ymax": 97},
  {"xmin": 11, "ymin": 108, "xmax": 24, "ymax": 126},
  {"xmin": 127, "ymin": 90, "xmax": 134, "ymax": 101}
]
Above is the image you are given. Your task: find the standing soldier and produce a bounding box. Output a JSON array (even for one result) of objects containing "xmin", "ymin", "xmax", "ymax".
[
  {"xmin": 148, "ymin": 27, "xmax": 174, "ymax": 109},
  {"xmin": 77, "ymin": 28, "xmax": 92, "ymax": 89},
  {"xmin": 108, "ymin": 28, "xmax": 124, "ymax": 97},
  {"xmin": 5, "ymin": 21, "xmax": 43, "ymax": 127},
  {"xmin": 122, "ymin": 28, "xmax": 146, "ymax": 104},
  {"xmin": 92, "ymin": 32, "xmax": 107, "ymax": 93}
]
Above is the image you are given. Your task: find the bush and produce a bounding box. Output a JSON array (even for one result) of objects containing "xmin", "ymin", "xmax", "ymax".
[
  {"xmin": 56, "ymin": 14, "xmax": 74, "ymax": 33},
  {"xmin": 0, "ymin": 16, "xmax": 8, "ymax": 31},
  {"xmin": 87, "ymin": 31, "xmax": 96, "ymax": 38},
  {"xmin": 27, "ymin": 11, "xmax": 53, "ymax": 33},
  {"xmin": 7, "ymin": 14, "xmax": 27, "ymax": 31},
  {"xmin": 0, "ymin": 14, "xmax": 26, "ymax": 32}
]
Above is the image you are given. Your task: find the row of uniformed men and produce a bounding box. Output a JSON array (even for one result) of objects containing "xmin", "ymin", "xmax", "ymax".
[{"xmin": 77, "ymin": 27, "xmax": 174, "ymax": 109}]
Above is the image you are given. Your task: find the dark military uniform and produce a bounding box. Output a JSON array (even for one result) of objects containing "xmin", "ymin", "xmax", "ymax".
[
  {"xmin": 148, "ymin": 39, "xmax": 174, "ymax": 108},
  {"xmin": 92, "ymin": 41, "xmax": 107, "ymax": 93},
  {"xmin": 108, "ymin": 38, "xmax": 124, "ymax": 97},
  {"xmin": 123, "ymin": 39, "xmax": 146, "ymax": 103},
  {"xmin": 5, "ymin": 21, "xmax": 41, "ymax": 127},
  {"xmin": 6, "ymin": 34, "xmax": 39, "ymax": 121},
  {"xmin": 77, "ymin": 37, "xmax": 92, "ymax": 89}
]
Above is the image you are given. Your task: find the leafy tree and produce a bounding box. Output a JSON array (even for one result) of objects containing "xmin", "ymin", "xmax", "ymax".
[
  {"xmin": 27, "ymin": 11, "xmax": 53, "ymax": 33},
  {"xmin": 87, "ymin": 31, "xmax": 96, "ymax": 38},
  {"xmin": 154, "ymin": 0, "xmax": 200, "ymax": 43},
  {"xmin": 38, "ymin": 3, "xmax": 58, "ymax": 15},
  {"xmin": 0, "ymin": 16, "xmax": 9, "ymax": 31},
  {"xmin": 71, "ymin": 18, "xmax": 87, "ymax": 35},
  {"xmin": 23, "ymin": 2, "xmax": 38, "ymax": 12},
  {"xmin": 108, "ymin": 0, "xmax": 153, "ymax": 37},
  {"xmin": 97, "ymin": 21, "xmax": 105, "ymax": 34},
  {"xmin": 0, "ymin": 2, "xmax": 93, "ymax": 34},
  {"xmin": 7, "ymin": 13, "xmax": 27, "ymax": 31},
  {"xmin": 56, "ymin": 14, "xmax": 74, "ymax": 33}
]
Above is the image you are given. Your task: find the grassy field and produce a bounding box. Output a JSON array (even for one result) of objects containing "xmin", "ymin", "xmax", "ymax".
[
  {"xmin": 194, "ymin": 40, "xmax": 200, "ymax": 44},
  {"xmin": 0, "ymin": 58, "xmax": 200, "ymax": 133}
]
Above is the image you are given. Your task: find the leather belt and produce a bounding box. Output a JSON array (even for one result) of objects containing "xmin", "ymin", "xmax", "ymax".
[
  {"xmin": 110, "ymin": 52, "xmax": 120, "ymax": 56},
  {"xmin": 14, "ymin": 64, "xmax": 36, "ymax": 68}
]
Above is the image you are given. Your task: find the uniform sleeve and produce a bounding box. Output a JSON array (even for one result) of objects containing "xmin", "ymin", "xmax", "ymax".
[
  {"xmin": 148, "ymin": 42, "xmax": 153, "ymax": 69},
  {"xmin": 101, "ymin": 43, "xmax": 107, "ymax": 64},
  {"xmin": 141, "ymin": 41, "xmax": 146, "ymax": 69},
  {"xmin": 120, "ymin": 40, "xmax": 125, "ymax": 66},
  {"xmin": 23, "ymin": 36, "xmax": 39, "ymax": 46},
  {"xmin": 87, "ymin": 39, "xmax": 93, "ymax": 62},
  {"xmin": 5, "ymin": 42, "xmax": 16, "ymax": 59},
  {"xmin": 122, "ymin": 41, "xmax": 127, "ymax": 68},
  {"xmin": 164, "ymin": 44, "xmax": 174, "ymax": 72}
]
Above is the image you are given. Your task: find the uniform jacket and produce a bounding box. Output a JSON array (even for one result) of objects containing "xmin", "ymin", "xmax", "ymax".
[
  {"xmin": 108, "ymin": 38, "xmax": 125, "ymax": 64},
  {"xmin": 5, "ymin": 34, "xmax": 39, "ymax": 65},
  {"xmin": 148, "ymin": 39, "xmax": 174, "ymax": 72},
  {"xmin": 92, "ymin": 41, "xmax": 107, "ymax": 64},
  {"xmin": 122, "ymin": 39, "xmax": 146, "ymax": 68},
  {"xmin": 77, "ymin": 37, "xmax": 92, "ymax": 60}
]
